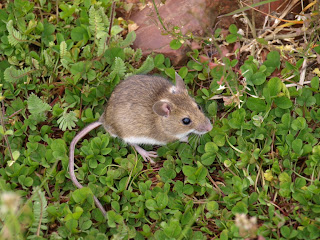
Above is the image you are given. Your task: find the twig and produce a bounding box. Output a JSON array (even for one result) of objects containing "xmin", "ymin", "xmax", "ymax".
[
  {"xmin": 255, "ymin": 0, "xmax": 301, "ymax": 40},
  {"xmin": 267, "ymin": 200, "xmax": 288, "ymax": 216},
  {"xmin": 106, "ymin": 1, "xmax": 116, "ymax": 46},
  {"xmin": 263, "ymin": 28, "xmax": 315, "ymax": 41},
  {"xmin": 297, "ymin": 58, "xmax": 308, "ymax": 90},
  {"xmin": 240, "ymin": 28, "xmax": 316, "ymax": 53},
  {"xmin": 251, "ymin": 0, "xmax": 256, "ymax": 39},
  {"xmin": 241, "ymin": 0, "xmax": 301, "ymax": 28},
  {"xmin": 207, "ymin": 173, "xmax": 225, "ymax": 196},
  {"xmin": 237, "ymin": 1, "xmax": 256, "ymax": 39},
  {"xmin": 8, "ymin": 109, "xmax": 23, "ymax": 118},
  {"xmin": 272, "ymin": 0, "xmax": 300, "ymax": 28},
  {"xmin": 285, "ymin": 81, "xmax": 310, "ymax": 88},
  {"xmin": 255, "ymin": 163, "xmax": 262, "ymax": 192}
]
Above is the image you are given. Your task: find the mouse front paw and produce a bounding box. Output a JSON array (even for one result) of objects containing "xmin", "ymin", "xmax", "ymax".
[{"xmin": 131, "ymin": 144, "xmax": 158, "ymax": 164}]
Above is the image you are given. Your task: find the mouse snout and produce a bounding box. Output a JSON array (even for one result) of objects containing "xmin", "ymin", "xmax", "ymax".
[
  {"xmin": 205, "ymin": 122, "xmax": 213, "ymax": 132},
  {"xmin": 197, "ymin": 118, "xmax": 213, "ymax": 133}
]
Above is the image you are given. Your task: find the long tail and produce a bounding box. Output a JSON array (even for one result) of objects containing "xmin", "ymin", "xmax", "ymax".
[{"xmin": 69, "ymin": 121, "xmax": 107, "ymax": 216}]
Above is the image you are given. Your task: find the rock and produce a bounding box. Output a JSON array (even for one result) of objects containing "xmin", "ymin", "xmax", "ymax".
[
  {"xmin": 129, "ymin": 0, "xmax": 288, "ymax": 65},
  {"xmin": 129, "ymin": 0, "xmax": 216, "ymax": 65}
]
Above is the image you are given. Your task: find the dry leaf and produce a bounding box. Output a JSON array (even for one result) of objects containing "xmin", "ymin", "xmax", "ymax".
[{"xmin": 128, "ymin": 23, "xmax": 139, "ymax": 32}]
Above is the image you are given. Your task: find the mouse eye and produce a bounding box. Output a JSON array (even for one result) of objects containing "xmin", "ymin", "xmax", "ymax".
[{"xmin": 182, "ymin": 118, "xmax": 191, "ymax": 125}]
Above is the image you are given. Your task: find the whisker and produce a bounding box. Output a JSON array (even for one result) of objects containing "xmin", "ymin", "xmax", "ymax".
[{"xmin": 188, "ymin": 134, "xmax": 199, "ymax": 150}]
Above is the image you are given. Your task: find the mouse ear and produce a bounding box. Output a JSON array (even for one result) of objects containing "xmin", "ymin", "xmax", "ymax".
[
  {"xmin": 153, "ymin": 101, "xmax": 172, "ymax": 117},
  {"xmin": 175, "ymin": 72, "xmax": 186, "ymax": 92}
]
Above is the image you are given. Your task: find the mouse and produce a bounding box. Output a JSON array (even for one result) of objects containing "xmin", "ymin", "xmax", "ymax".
[{"xmin": 69, "ymin": 73, "xmax": 213, "ymax": 215}]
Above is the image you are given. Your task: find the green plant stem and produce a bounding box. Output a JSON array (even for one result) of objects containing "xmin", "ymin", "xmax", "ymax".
[
  {"xmin": 0, "ymin": 101, "xmax": 14, "ymax": 165},
  {"xmin": 151, "ymin": 0, "xmax": 168, "ymax": 33},
  {"xmin": 178, "ymin": 202, "xmax": 204, "ymax": 240},
  {"xmin": 225, "ymin": 135, "xmax": 244, "ymax": 154},
  {"xmin": 35, "ymin": 190, "xmax": 44, "ymax": 236},
  {"xmin": 292, "ymin": 169, "xmax": 316, "ymax": 183},
  {"xmin": 56, "ymin": 0, "xmax": 59, "ymax": 24}
]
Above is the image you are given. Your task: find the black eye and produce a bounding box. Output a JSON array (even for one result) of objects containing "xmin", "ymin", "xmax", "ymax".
[
  {"xmin": 197, "ymin": 104, "xmax": 202, "ymax": 110},
  {"xmin": 182, "ymin": 118, "xmax": 191, "ymax": 125}
]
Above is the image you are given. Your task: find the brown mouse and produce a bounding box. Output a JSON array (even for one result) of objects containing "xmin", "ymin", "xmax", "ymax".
[{"xmin": 69, "ymin": 73, "xmax": 212, "ymax": 215}]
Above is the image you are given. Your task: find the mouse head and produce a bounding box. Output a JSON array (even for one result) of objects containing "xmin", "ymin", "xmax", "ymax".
[{"xmin": 153, "ymin": 73, "xmax": 213, "ymax": 140}]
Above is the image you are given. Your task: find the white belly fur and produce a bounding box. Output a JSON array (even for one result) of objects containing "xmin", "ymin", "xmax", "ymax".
[{"xmin": 123, "ymin": 136, "xmax": 167, "ymax": 145}]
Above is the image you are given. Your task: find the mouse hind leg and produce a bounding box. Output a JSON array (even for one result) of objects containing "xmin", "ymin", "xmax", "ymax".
[{"xmin": 131, "ymin": 144, "xmax": 157, "ymax": 164}]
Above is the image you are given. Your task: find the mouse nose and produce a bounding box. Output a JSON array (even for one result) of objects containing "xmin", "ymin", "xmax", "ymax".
[
  {"xmin": 198, "ymin": 118, "xmax": 213, "ymax": 133},
  {"xmin": 205, "ymin": 121, "xmax": 213, "ymax": 132}
]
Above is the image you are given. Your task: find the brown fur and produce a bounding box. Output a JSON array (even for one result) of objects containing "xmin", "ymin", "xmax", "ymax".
[{"xmin": 101, "ymin": 75, "xmax": 211, "ymax": 144}]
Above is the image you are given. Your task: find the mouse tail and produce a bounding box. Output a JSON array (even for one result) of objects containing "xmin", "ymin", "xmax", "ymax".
[{"xmin": 69, "ymin": 121, "xmax": 107, "ymax": 216}]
